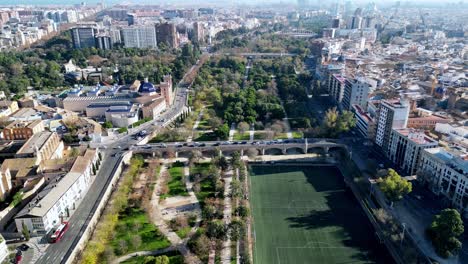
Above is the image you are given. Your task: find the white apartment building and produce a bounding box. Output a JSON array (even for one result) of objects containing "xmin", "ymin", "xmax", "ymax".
[
  {"xmin": 419, "ymin": 147, "xmax": 468, "ymax": 217},
  {"xmin": 387, "ymin": 129, "xmax": 438, "ymax": 175},
  {"xmin": 342, "ymin": 78, "xmax": 370, "ymax": 110},
  {"xmin": 15, "ymin": 149, "xmax": 99, "ymax": 235},
  {"xmin": 121, "ymin": 25, "xmax": 158, "ymax": 49},
  {"xmin": 375, "ymin": 99, "xmax": 410, "ymax": 151},
  {"xmin": 0, "ymin": 235, "xmax": 7, "ymax": 264},
  {"xmin": 352, "ymin": 104, "xmax": 375, "ymax": 139},
  {"xmin": 328, "ymin": 74, "xmax": 346, "ymax": 105}
]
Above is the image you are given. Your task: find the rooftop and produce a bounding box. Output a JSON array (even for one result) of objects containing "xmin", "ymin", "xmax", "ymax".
[
  {"xmin": 425, "ymin": 147, "xmax": 468, "ymax": 175},
  {"xmin": 5, "ymin": 119, "xmax": 42, "ymax": 129},
  {"xmin": 394, "ymin": 128, "xmax": 438, "ymax": 145},
  {"xmin": 16, "ymin": 132, "xmax": 54, "ymax": 155}
]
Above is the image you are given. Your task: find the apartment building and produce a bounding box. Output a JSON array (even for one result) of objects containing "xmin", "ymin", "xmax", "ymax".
[
  {"xmin": 419, "ymin": 147, "xmax": 468, "ymax": 217},
  {"xmin": 2, "ymin": 120, "xmax": 44, "ymax": 140},
  {"xmin": 156, "ymin": 22, "xmax": 178, "ymax": 48},
  {"xmin": 387, "ymin": 128, "xmax": 438, "ymax": 175},
  {"xmin": 0, "ymin": 101, "xmax": 19, "ymax": 118},
  {"xmin": 342, "ymin": 78, "xmax": 370, "ymax": 110},
  {"xmin": 375, "ymin": 99, "xmax": 410, "ymax": 151},
  {"xmin": 121, "ymin": 25, "xmax": 158, "ymax": 49},
  {"xmin": 328, "ymin": 74, "xmax": 346, "ymax": 105},
  {"xmin": 352, "ymin": 104, "xmax": 375, "ymax": 139},
  {"xmin": 15, "ymin": 149, "xmax": 99, "ymax": 235}
]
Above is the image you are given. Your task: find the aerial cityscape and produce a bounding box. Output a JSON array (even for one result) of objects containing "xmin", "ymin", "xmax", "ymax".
[{"xmin": 0, "ymin": 0, "xmax": 465, "ymax": 264}]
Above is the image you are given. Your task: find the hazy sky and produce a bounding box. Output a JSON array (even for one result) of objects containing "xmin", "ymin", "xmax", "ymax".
[{"xmin": 0, "ymin": 0, "xmax": 461, "ymax": 6}]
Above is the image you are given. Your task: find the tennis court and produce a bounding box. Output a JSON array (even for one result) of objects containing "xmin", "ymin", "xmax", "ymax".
[{"xmin": 249, "ymin": 165, "xmax": 392, "ymax": 264}]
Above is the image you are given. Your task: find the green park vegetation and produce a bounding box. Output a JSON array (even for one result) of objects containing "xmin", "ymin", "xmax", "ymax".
[
  {"xmin": 118, "ymin": 127, "xmax": 128, "ymax": 134},
  {"xmin": 132, "ymin": 117, "xmax": 152, "ymax": 128},
  {"xmin": 160, "ymin": 161, "xmax": 188, "ymax": 199},
  {"xmin": 150, "ymin": 128, "xmax": 189, "ymax": 143},
  {"xmin": 121, "ymin": 252, "xmax": 184, "ymax": 264},
  {"xmin": 188, "ymin": 158, "xmax": 230, "ymax": 262},
  {"xmin": 0, "ymin": 30, "xmax": 199, "ymax": 98},
  {"xmin": 81, "ymin": 155, "xmax": 169, "ymax": 264},
  {"xmin": 377, "ymin": 169, "xmax": 412, "ymax": 208},
  {"xmin": 427, "ymin": 208, "xmax": 464, "ymax": 258}
]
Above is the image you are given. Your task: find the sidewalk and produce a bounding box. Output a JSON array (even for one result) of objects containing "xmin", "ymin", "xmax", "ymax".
[
  {"xmin": 188, "ymin": 108, "xmax": 205, "ymax": 143},
  {"xmin": 221, "ymin": 173, "xmax": 233, "ymax": 264},
  {"xmin": 229, "ymin": 123, "xmax": 236, "ymax": 141}
]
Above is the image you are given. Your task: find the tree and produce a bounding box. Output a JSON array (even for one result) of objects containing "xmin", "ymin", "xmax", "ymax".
[
  {"xmin": 231, "ymin": 151, "xmax": 242, "ymax": 169},
  {"xmin": 103, "ymin": 121, "xmax": 113, "ymax": 129},
  {"xmin": 238, "ymin": 122, "xmax": 250, "ymax": 135},
  {"xmin": 378, "ymin": 169, "xmax": 412, "ymax": 207},
  {"xmin": 215, "ymin": 123, "xmax": 230, "ymax": 140},
  {"xmin": 188, "ymin": 150, "xmax": 202, "ymax": 165},
  {"xmin": 322, "ymin": 107, "xmax": 356, "ymax": 138},
  {"xmin": 207, "ymin": 220, "xmax": 228, "ymax": 240},
  {"xmin": 22, "ymin": 222, "xmax": 30, "ymax": 241},
  {"xmin": 427, "ymin": 209, "xmax": 464, "ymax": 258},
  {"xmin": 154, "ymin": 255, "xmax": 170, "ymax": 264},
  {"xmin": 229, "ymin": 219, "xmax": 246, "ymax": 241},
  {"xmin": 131, "ymin": 234, "xmax": 142, "ymax": 249}
]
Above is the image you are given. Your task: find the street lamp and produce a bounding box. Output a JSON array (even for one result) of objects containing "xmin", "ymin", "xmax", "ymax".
[{"xmin": 400, "ymin": 222, "xmax": 406, "ymax": 247}]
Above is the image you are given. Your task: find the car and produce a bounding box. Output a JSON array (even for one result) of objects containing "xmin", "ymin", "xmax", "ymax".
[
  {"xmin": 114, "ymin": 146, "xmax": 121, "ymax": 149},
  {"xmin": 212, "ymin": 143, "xmax": 220, "ymax": 146},
  {"xmin": 221, "ymin": 141, "xmax": 230, "ymax": 145},
  {"xmin": 199, "ymin": 143, "xmax": 206, "ymax": 147},
  {"xmin": 232, "ymin": 141, "xmax": 239, "ymax": 145},
  {"xmin": 175, "ymin": 144, "xmax": 183, "ymax": 148},
  {"xmin": 16, "ymin": 244, "xmax": 29, "ymax": 251},
  {"xmin": 183, "ymin": 143, "xmax": 189, "ymax": 146},
  {"xmin": 241, "ymin": 141, "xmax": 247, "ymax": 145}
]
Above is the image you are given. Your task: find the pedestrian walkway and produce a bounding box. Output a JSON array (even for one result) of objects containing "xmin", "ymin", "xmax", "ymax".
[
  {"xmin": 146, "ymin": 162, "xmax": 202, "ymax": 264},
  {"xmin": 279, "ymin": 100, "xmax": 293, "ymax": 139},
  {"xmin": 221, "ymin": 173, "xmax": 233, "ymax": 264},
  {"xmin": 113, "ymin": 247, "xmax": 177, "ymax": 263},
  {"xmin": 249, "ymin": 125, "xmax": 254, "ymax": 141},
  {"xmin": 187, "ymin": 108, "xmax": 204, "ymax": 142},
  {"xmin": 229, "ymin": 123, "xmax": 236, "ymax": 141}
]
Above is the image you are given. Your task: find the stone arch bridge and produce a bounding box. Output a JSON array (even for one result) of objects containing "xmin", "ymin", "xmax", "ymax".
[{"xmin": 131, "ymin": 139, "xmax": 349, "ymax": 158}]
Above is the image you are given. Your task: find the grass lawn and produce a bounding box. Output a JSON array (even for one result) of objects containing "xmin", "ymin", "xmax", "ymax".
[
  {"xmin": 111, "ymin": 208, "xmax": 170, "ymax": 255},
  {"xmin": 163, "ymin": 162, "xmax": 188, "ymax": 198},
  {"xmin": 121, "ymin": 251, "xmax": 184, "ymax": 264},
  {"xmin": 196, "ymin": 120, "xmax": 211, "ymax": 131},
  {"xmin": 274, "ymin": 131, "xmax": 303, "ymax": 139},
  {"xmin": 233, "ymin": 132, "xmax": 251, "ymax": 141},
  {"xmin": 175, "ymin": 226, "xmax": 192, "ymax": 239},
  {"xmin": 194, "ymin": 132, "xmax": 219, "ymax": 141},
  {"xmin": 149, "ymin": 133, "xmax": 185, "ymax": 143},
  {"xmin": 192, "ymin": 163, "xmax": 216, "ymax": 208},
  {"xmin": 249, "ymin": 165, "xmax": 392, "ymax": 264}
]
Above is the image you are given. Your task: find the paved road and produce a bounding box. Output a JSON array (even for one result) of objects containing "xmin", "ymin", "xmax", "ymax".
[{"xmin": 35, "ymin": 62, "xmax": 198, "ymax": 264}]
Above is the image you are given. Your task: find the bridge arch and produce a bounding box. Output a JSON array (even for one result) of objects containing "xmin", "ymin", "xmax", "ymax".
[
  {"xmin": 264, "ymin": 147, "xmax": 283, "ymax": 155},
  {"xmin": 307, "ymin": 146, "xmax": 326, "ymax": 155},
  {"xmin": 285, "ymin": 147, "xmax": 305, "ymax": 155}
]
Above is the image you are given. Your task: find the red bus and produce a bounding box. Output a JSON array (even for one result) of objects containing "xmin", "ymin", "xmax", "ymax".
[{"xmin": 50, "ymin": 222, "xmax": 69, "ymax": 243}]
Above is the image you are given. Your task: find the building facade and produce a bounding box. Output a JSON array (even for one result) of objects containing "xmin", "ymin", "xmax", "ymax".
[
  {"xmin": 121, "ymin": 25, "xmax": 158, "ymax": 49},
  {"xmin": 375, "ymin": 99, "xmax": 410, "ymax": 151},
  {"xmin": 342, "ymin": 78, "xmax": 370, "ymax": 110},
  {"xmin": 419, "ymin": 147, "xmax": 468, "ymax": 217},
  {"xmin": 15, "ymin": 149, "xmax": 99, "ymax": 235},
  {"xmin": 328, "ymin": 74, "xmax": 346, "ymax": 105},
  {"xmin": 15, "ymin": 132, "xmax": 64, "ymax": 164},
  {"xmin": 156, "ymin": 22, "xmax": 178, "ymax": 48},
  {"xmin": 387, "ymin": 129, "xmax": 438, "ymax": 175},
  {"xmin": 2, "ymin": 120, "xmax": 44, "ymax": 140},
  {"xmin": 71, "ymin": 26, "xmax": 97, "ymax": 49}
]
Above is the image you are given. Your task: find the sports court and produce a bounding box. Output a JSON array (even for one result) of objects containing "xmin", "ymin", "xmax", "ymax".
[{"xmin": 249, "ymin": 165, "xmax": 392, "ymax": 264}]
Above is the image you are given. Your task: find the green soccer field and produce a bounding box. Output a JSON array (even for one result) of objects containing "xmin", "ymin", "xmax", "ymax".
[{"xmin": 249, "ymin": 165, "xmax": 392, "ymax": 264}]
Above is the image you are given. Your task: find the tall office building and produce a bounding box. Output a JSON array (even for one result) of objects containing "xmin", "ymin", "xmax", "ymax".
[
  {"xmin": 71, "ymin": 25, "xmax": 97, "ymax": 49},
  {"xmin": 156, "ymin": 22, "xmax": 178, "ymax": 48},
  {"xmin": 121, "ymin": 25, "xmax": 158, "ymax": 49},
  {"xmin": 375, "ymin": 99, "xmax": 410, "ymax": 151},
  {"xmin": 95, "ymin": 35, "xmax": 112, "ymax": 50},
  {"xmin": 342, "ymin": 78, "xmax": 370, "ymax": 110}
]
